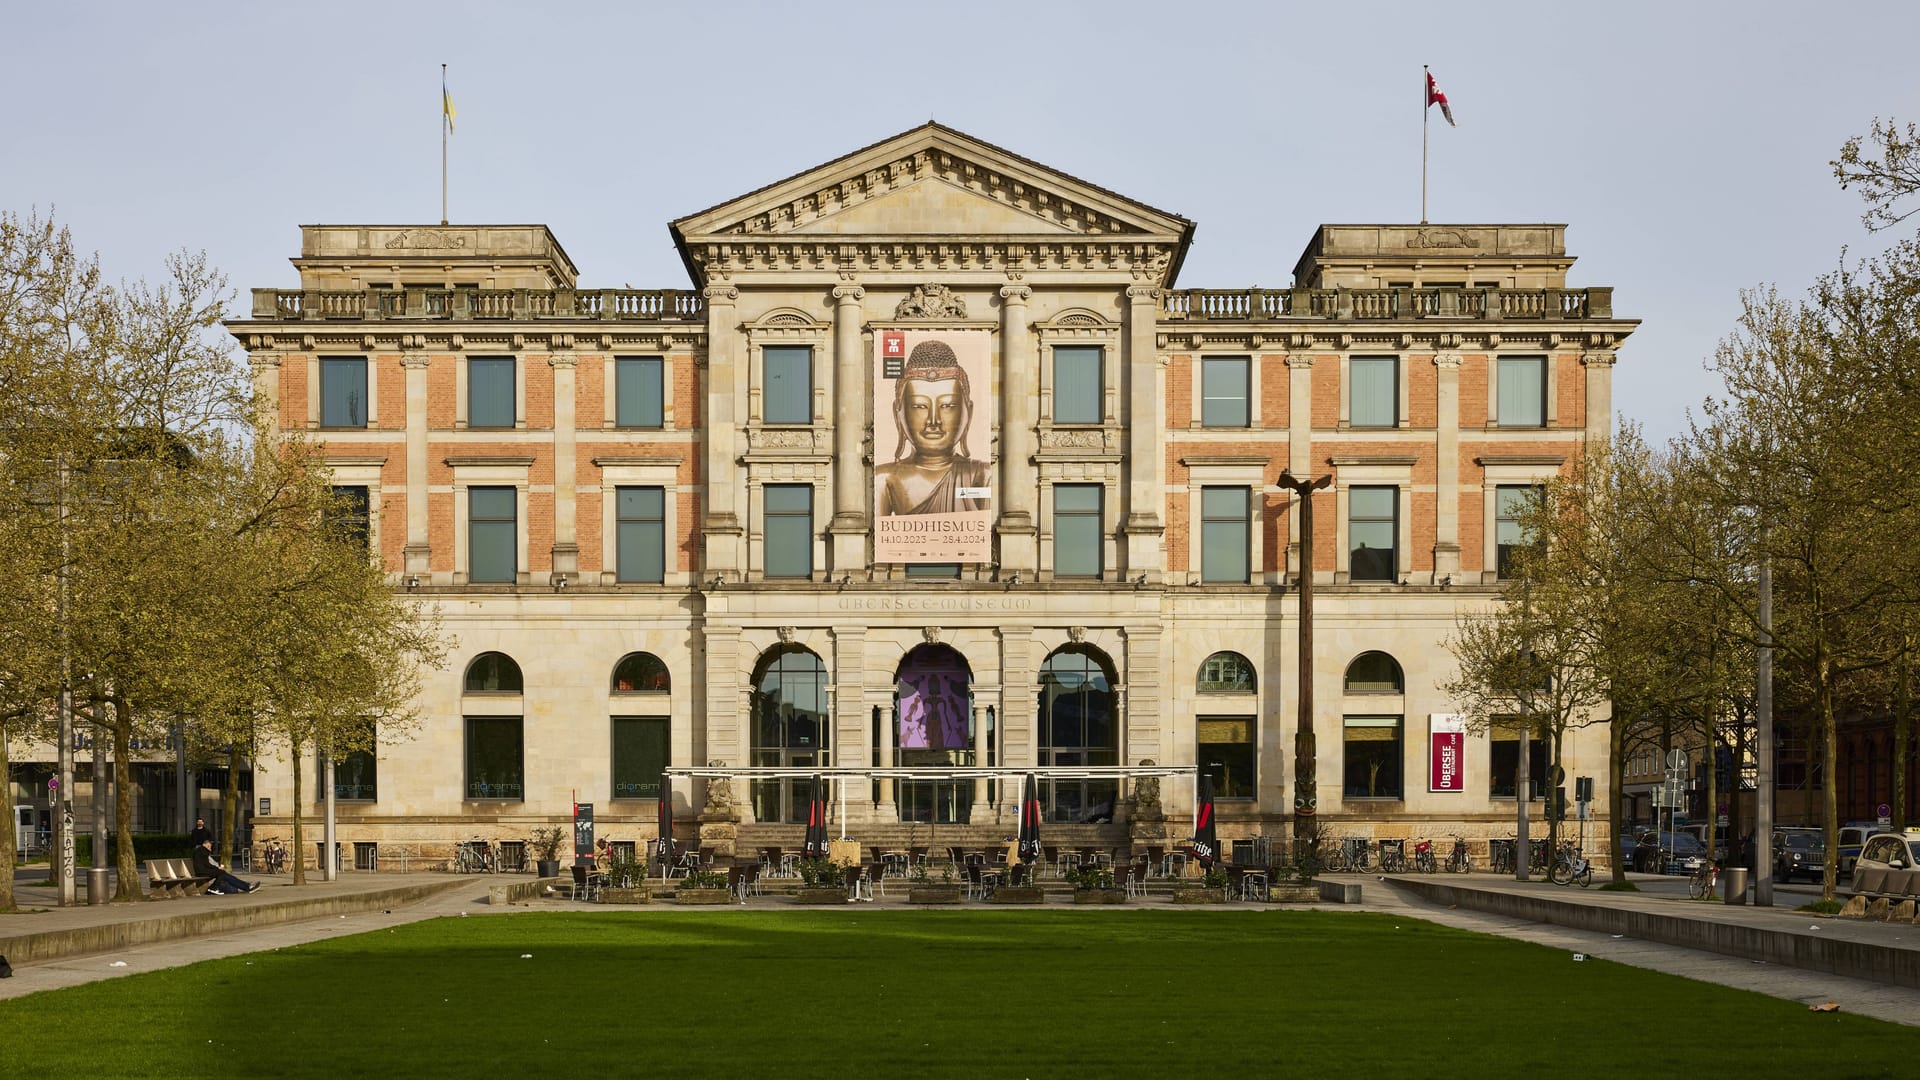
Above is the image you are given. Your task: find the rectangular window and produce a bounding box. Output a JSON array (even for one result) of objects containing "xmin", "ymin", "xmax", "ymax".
[
  {"xmin": 319, "ymin": 357, "xmax": 367, "ymax": 428},
  {"xmin": 1343, "ymin": 716, "xmax": 1403, "ymax": 799},
  {"xmin": 764, "ymin": 484, "xmax": 812, "ymax": 578},
  {"xmin": 328, "ymin": 749, "xmax": 377, "ymax": 802},
  {"xmin": 1349, "ymin": 357, "xmax": 1397, "ymax": 428},
  {"xmin": 1053, "ymin": 346, "xmax": 1102, "ymax": 424},
  {"xmin": 468, "ymin": 357, "xmax": 515, "ymax": 428},
  {"xmin": 464, "ymin": 717, "xmax": 524, "ymax": 801},
  {"xmin": 616, "ymin": 486, "xmax": 666, "ymax": 583},
  {"xmin": 1496, "ymin": 357, "xmax": 1546, "ymax": 427},
  {"xmin": 611, "ymin": 717, "xmax": 670, "ymax": 800},
  {"xmin": 1200, "ymin": 486, "xmax": 1249, "ymax": 583},
  {"xmin": 1495, "ymin": 484, "xmax": 1541, "ymax": 579},
  {"xmin": 1489, "ymin": 722, "xmax": 1549, "ymax": 799},
  {"xmin": 330, "ymin": 485, "xmax": 370, "ymax": 550},
  {"xmin": 1349, "ymin": 486, "xmax": 1398, "ymax": 581},
  {"xmin": 615, "ymin": 356, "xmax": 665, "ymax": 429},
  {"xmin": 762, "ymin": 345, "xmax": 812, "ymax": 424},
  {"xmin": 1197, "ymin": 717, "xmax": 1256, "ymax": 799},
  {"xmin": 1053, "ymin": 484, "xmax": 1102, "ymax": 578},
  {"xmin": 468, "ymin": 486, "xmax": 517, "ymax": 583},
  {"xmin": 1201, "ymin": 357, "xmax": 1250, "ymax": 427}
]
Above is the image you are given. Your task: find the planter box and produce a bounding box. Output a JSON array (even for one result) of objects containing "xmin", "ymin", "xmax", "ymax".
[
  {"xmin": 908, "ymin": 885, "xmax": 962, "ymax": 905},
  {"xmin": 990, "ymin": 886, "xmax": 1046, "ymax": 905},
  {"xmin": 675, "ymin": 888, "xmax": 732, "ymax": 905},
  {"xmin": 1072, "ymin": 890, "xmax": 1126, "ymax": 905},
  {"xmin": 600, "ymin": 887, "xmax": 651, "ymax": 905},
  {"xmin": 1172, "ymin": 888, "xmax": 1226, "ymax": 905},
  {"xmin": 1264, "ymin": 884, "xmax": 1319, "ymax": 903},
  {"xmin": 794, "ymin": 888, "xmax": 848, "ymax": 905}
]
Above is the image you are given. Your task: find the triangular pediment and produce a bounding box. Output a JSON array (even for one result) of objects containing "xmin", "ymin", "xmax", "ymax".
[{"xmin": 671, "ymin": 123, "xmax": 1193, "ymax": 246}]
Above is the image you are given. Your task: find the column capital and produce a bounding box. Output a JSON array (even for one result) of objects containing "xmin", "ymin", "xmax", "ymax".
[
  {"xmin": 999, "ymin": 284, "xmax": 1032, "ymax": 304},
  {"xmin": 832, "ymin": 285, "xmax": 865, "ymax": 303},
  {"xmin": 248, "ymin": 351, "xmax": 283, "ymax": 370},
  {"xmin": 1125, "ymin": 284, "xmax": 1159, "ymax": 303},
  {"xmin": 547, "ymin": 352, "xmax": 577, "ymax": 369},
  {"xmin": 1432, "ymin": 351, "xmax": 1463, "ymax": 369},
  {"xmin": 702, "ymin": 285, "xmax": 738, "ymax": 303},
  {"xmin": 400, "ymin": 353, "xmax": 431, "ymax": 369},
  {"xmin": 1581, "ymin": 349, "xmax": 1617, "ymax": 368},
  {"xmin": 1286, "ymin": 352, "xmax": 1316, "ymax": 369}
]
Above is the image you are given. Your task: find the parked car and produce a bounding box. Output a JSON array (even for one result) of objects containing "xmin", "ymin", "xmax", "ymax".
[
  {"xmin": 1630, "ymin": 832, "xmax": 1706, "ymax": 875},
  {"xmin": 1851, "ymin": 831, "xmax": 1920, "ymax": 891},
  {"xmin": 1676, "ymin": 823, "xmax": 1729, "ymax": 862},
  {"xmin": 1772, "ymin": 830, "xmax": 1827, "ymax": 883},
  {"xmin": 1837, "ymin": 824, "xmax": 1872, "ymax": 877}
]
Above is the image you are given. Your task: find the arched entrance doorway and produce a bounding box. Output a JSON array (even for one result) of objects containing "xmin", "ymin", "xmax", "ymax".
[
  {"xmin": 894, "ymin": 643, "xmax": 974, "ymax": 824},
  {"xmin": 1038, "ymin": 645, "xmax": 1118, "ymax": 822},
  {"xmin": 750, "ymin": 645, "xmax": 829, "ymax": 824}
]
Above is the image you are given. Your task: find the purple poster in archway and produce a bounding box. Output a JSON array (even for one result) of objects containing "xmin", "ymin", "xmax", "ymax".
[{"xmin": 898, "ymin": 656, "xmax": 970, "ymax": 750}]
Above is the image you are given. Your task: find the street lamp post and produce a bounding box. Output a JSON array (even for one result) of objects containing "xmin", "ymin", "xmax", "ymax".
[{"xmin": 1279, "ymin": 471, "xmax": 1333, "ymax": 853}]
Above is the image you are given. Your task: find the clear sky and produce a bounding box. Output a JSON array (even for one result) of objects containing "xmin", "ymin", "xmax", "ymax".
[{"xmin": 6, "ymin": 0, "xmax": 1916, "ymax": 441}]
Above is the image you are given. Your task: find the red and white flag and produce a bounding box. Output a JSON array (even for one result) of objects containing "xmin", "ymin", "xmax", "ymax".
[{"xmin": 1426, "ymin": 70, "xmax": 1456, "ymax": 127}]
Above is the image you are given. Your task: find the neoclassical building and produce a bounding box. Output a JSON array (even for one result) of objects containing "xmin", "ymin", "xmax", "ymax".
[{"xmin": 227, "ymin": 124, "xmax": 1636, "ymax": 866}]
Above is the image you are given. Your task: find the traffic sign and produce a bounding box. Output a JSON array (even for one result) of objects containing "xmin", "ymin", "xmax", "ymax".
[
  {"xmin": 1878, "ymin": 803, "xmax": 1892, "ymax": 818},
  {"xmin": 1665, "ymin": 749, "xmax": 1688, "ymax": 773}
]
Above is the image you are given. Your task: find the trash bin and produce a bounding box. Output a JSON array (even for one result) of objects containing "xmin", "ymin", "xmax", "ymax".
[
  {"xmin": 1722, "ymin": 866, "xmax": 1748, "ymax": 905},
  {"xmin": 86, "ymin": 867, "xmax": 109, "ymax": 906}
]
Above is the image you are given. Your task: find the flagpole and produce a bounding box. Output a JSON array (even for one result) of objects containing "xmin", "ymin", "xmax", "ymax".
[
  {"xmin": 1421, "ymin": 65, "xmax": 1429, "ymax": 224},
  {"xmin": 441, "ymin": 63, "xmax": 449, "ymax": 226}
]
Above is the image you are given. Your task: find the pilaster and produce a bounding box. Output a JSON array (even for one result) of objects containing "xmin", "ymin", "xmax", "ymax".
[
  {"xmin": 997, "ymin": 284, "xmax": 1038, "ymax": 574},
  {"xmin": 1122, "ymin": 285, "xmax": 1164, "ymax": 577},
  {"xmin": 548, "ymin": 352, "xmax": 579, "ymax": 579},
  {"xmin": 1285, "ymin": 351, "xmax": 1315, "ymax": 579},
  {"xmin": 1582, "ymin": 349, "xmax": 1616, "ymax": 444},
  {"xmin": 702, "ymin": 286, "xmax": 742, "ymax": 578},
  {"xmin": 401, "ymin": 351, "xmax": 432, "ymax": 577},
  {"xmin": 828, "ymin": 285, "xmax": 870, "ymax": 573},
  {"xmin": 1432, "ymin": 351, "xmax": 1463, "ymax": 580},
  {"xmin": 998, "ymin": 626, "xmax": 1034, "ymax": 768}
]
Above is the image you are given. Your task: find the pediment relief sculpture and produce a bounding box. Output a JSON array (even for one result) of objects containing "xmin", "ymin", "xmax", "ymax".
[{"xmin": 895, "ymin": 283, "xmax": 968, "ymax": 319}]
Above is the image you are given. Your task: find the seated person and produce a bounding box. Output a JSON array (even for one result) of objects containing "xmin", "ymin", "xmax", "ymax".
[{"xmin": 191, "ymin": 840, "xmax": 259, "ymax": 894}]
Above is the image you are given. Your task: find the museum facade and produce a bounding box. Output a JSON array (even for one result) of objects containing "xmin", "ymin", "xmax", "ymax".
[{"xmin": 225, "ymin": 123, "xmax": 1636, "ymax": 867}]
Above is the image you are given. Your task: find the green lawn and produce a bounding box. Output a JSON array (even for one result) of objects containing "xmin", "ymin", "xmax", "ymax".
[{"xmin": 2, "ymin": 909, "xmax": 1914, "ymax": 1078}]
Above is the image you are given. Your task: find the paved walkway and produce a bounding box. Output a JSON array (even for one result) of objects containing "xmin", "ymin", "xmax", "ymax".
[{"xmin": 4, "ymin": 868, "xmax": 1919, "ymax": 1025}]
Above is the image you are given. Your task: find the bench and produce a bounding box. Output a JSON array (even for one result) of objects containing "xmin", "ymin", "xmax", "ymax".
[{"xmin": 146, "ymin": 858, "xmax": 215, "ymax": 899}]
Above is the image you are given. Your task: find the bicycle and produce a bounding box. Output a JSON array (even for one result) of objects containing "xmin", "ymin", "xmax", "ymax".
[
  {"xmin": 1489, "ymin": 837, "xmax": 1514, "ymax": 875},
  {"xmin": 259, "ymin": 837, "xmax": 287, "ymax": 875},
  {"xmin": 1341, "ymin": 836, "xmax": 1371, "ymax": 873},
  {"xmin": 1688, "ymin": 859, "xmax": 1720, "ymax": 900},
  {"xmin": 1411, "ymin": 838, "xmax": 1437, "ymax": 873},
  {"xmin": 1549, "ymin": 842, "xmax": 1593, "ymax": 887},
  {"xmin": 1378, "ymin": 838, "xmax": 1407, "ymax": 873},
  {"xmin": 1445, "ymin": 835, "xmax": 1470, "ymax": 874}
]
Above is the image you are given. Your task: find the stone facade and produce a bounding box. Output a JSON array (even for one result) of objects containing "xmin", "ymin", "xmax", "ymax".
[{"xmin": 222, "ymin": 124, "xmax": 1637, "ymax": 862}]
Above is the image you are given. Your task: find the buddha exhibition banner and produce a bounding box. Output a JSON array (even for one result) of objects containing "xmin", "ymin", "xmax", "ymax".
[
  {"xmin": 874, "ymin": 329, "xmax": 993, "ymax": 563},
  {"xmin": 1429, "ymin": 714, "xmax": 1466, "ymax": 792}
]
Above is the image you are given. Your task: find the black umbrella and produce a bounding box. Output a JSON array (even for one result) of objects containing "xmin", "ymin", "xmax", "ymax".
[
  {"xmin": 656, "ymin": 773, "xmax": 674, "ymax": 880},
  {"xmin": 1192, "ymin": 772, "xmax": 1219, "ymax": 869},
  {"xmin": 1016, "ymin": 773, "xmax": 1043, "ymax": 870},
  {"xmin": 803, "ymin": 774, "xmax": 829, "ymax": 858}
]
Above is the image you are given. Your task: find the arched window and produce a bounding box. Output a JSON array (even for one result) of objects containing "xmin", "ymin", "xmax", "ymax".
[
  {"xmin": 894, "ymin": 643, "xmax": 974, "ymax": 824},
  {"xmin": 1038, "ymin": 646, "xmax": 1118, "ymax": 822},
  {"xmin": 611, "ymin": 652, "xmax": 670, "ymax": 693},
  {"xmin": 750, "ymin": 645, "xmax": 829, "ymax": 824},
  {"xmin": 464, "ymin": 652, "xmax": 523, "ymax": 694},
  {"xmin": 1198, "ymin": 652, "xmax": 1256, "ymax": 693},
  {"xmin": 1344, "ymin": 651, "xmax": 1403, "ymax": 694}
]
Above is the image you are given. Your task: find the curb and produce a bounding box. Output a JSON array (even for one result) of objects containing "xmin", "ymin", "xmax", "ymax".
[{"xmin": 0, "ymin": 879, "xmax": 474, "ymax": 967}]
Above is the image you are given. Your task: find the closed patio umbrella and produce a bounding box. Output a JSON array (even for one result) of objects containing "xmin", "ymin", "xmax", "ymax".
[
  {"xmin": 657, "ymin": 773, "xmax": 674, "ymax": 880},
  {"xmin": 1192, "ymin": 773, "xmax": 1219, "ymax": 869},
  {"xmin": 803, "ymin": 774, "xmax": 829, "ymax": 858},
  {"xmin": 1016, "ymin": 773, "xmax": 1043, "ymax": 877}
]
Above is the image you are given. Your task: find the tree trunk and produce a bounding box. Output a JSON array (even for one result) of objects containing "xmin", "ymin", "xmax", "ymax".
[
  {"xmin": 1896, "ymin": 650, "xmax": 1910, "ymax": 831},
  {"xmin": 1610, "ymin": 711, "xmax": 1628, "ymax": 883},
  {"xmin": 1546, "ymin": 726, "xmax": 1563, "ymax": 861},
  {"xmin": 291, "ymin": 737, "xmax": 306, "ymax": 885},
  {"xmin": 221, "ymin": 741, "xmax": 240, "ymax": 867},
  {"xmin": 112, "ymin": 703, "xmax": 138, "ymax": 901},
  {"xmin": 1818, "ymin": 648, "xmax": 1841, "ymax": 903},
  {"xmin": 0, "ymin": 718, "xmax": 15, "ymax": 911}
]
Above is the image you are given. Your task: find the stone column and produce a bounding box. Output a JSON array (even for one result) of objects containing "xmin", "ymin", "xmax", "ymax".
[
  {"xmin": 997, "ymin": 284, "xmax": 1037, "ymax": 574},
  {"xmin": 1432, "ymin": 351, "xmax": 1463, "ymax": 582},
  {"xmin": 1582, "ymin": 349, "xmax": 1616, "ymax": 444},
  {"xmin": 549, "ymin": 352, "xmax": 579, "ymax": 579},
  {"xmin": 833, "ymin": 628, "xmax": 867, "ymax": 821},
  {"xmin": 972, "ymin": 703, "xmax": 988, "ymax": 809},
  {"xmin": 1285, "ymin": 351, "xmax": 1315, "ymax": 579},
  {"xmin": 1122, "ymin": 285, "xmax": 1164, "ymax": 578},
  {"xmin": 999, "ymin": 626, "xmax": 1034, "ymax": 768},
  {"xmin": 402, "ymin": 351, "xmax": 432, "ymax": 578},
  {"xmin": 702, "ymin": 286, "xmax": 742, "ymax": 578},
  {"xmin": 828, "ymin": 285, "xmax": 869, "ymax": 574},
  {"xmin": 876, "ymin": 703, "xmax": 895, "ymax": 816}
]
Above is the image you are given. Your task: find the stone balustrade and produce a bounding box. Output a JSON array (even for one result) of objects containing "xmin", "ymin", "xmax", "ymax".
[
  {"xmin": 1161, "ymin": 285, "xmax": 1610, "ymax": 322},
  {"xmin": 252, "ymin": 286, "xmax": 706, "ymax": 322}
]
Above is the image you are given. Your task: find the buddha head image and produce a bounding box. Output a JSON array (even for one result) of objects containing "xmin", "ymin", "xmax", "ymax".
[
  {"xmin": 876, "ymin": 339, "xmax": 991, "ymax": 517},
  {"xmin": 890, "ymin": 340, "xmax": 974, "ymax": 463}
]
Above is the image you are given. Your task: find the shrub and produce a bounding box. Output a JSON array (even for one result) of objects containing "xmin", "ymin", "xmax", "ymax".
[{"xmin": 680, "ymin": 867, "xmax": 728, "ymax": 891}]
